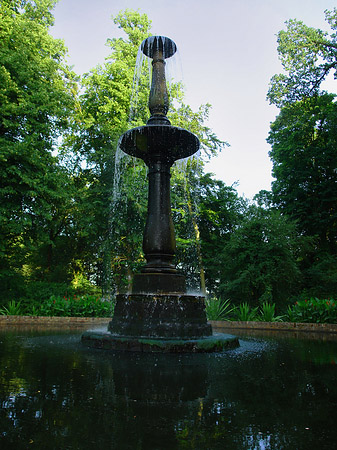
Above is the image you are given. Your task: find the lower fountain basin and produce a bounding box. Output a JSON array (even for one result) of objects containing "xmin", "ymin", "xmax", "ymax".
[{"xmin": 81, "ymin": 331, "xmax": 239, "ymax": 353}]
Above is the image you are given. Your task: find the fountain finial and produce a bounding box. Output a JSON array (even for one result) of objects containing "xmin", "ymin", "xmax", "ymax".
[{"xmin": 141, "ymin": 36, "xmax": 177, "ymax": 125}]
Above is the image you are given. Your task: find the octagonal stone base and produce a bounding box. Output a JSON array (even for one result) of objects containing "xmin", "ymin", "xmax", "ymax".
[
  {"xmin": 109, "ymin": 293, "xmax": 212, "ymax": 339},
  {"xmin": 81, "ymin": 331, "xmax": 239, "ymax": 353}
]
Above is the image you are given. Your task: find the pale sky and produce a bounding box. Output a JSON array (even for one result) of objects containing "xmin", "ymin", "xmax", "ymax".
[{"xmin": 51, "ymin": 0, "xmax": 336, "ymax": 198}]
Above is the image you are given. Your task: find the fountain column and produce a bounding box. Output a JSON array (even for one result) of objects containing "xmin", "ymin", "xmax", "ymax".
[{"xmin": 142, "ymin": 160, "xmax": 176, "ymax": 273}]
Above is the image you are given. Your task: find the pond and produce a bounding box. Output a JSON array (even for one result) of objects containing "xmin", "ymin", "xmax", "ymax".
[{"xmin": 1, "ymin": 327, "xmax": 337, "ymax": 449}]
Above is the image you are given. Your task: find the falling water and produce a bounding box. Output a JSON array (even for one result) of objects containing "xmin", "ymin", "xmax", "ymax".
[
  {"xmin": 104, "ymin": 42, "xmax": 152, "ymax": 296},
  {"xmin": 128, "ymin": 45, "xmax": 150, "ymax": 125},
  {"xmin": 173, "ymin": 156, "xmax": 205, "ymax": 292},
  {"xmin": 107, "ymin": 145, "xmax": 147, "ymax": 295}
]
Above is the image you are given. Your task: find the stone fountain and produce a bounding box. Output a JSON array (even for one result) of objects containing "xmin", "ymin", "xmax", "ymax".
[{"xmin": 82, "ymin": 36, "xmax": 238, "ymax": 352}]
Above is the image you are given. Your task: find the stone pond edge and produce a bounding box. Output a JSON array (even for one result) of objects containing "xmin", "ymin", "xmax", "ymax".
[
  {"xmin": 211, "ymin": 320, "xmax": 337, "ymax": 334},
  {"xmin": 0, "ymin": 315, "xmax": 337, "ymax": 333}
]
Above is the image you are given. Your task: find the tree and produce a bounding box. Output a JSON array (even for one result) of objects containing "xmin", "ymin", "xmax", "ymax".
[
  {"xmin": 196, "ymin": 174, "xmax": 246, "ymax": 296},
  {"xmin": 267, "ymin": 8, "xmax": 337, "ymax": 107},
  {"xmin": 218, "ymin": 206, "xmax": 303, "ymax": 307},
  {"xmin": 0, "ymin": 0, "xmax": 77, "ymax": 299},
  {"xmin": 267, "ymin": 94, "xmax": 337, "ymax": 254}
]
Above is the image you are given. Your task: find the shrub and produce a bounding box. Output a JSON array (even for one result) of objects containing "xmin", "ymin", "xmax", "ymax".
[
  {"xmin": 25, "ymin": 295, "xmax": 114, "ymax": 318},
  {"xmin": 287, "ymin": 297, "xmax": 337, "ymax": 323},
  {"xmin": 258, "ymin": 302, "xmax": 284, "ymax": 322},
  {"xmin": 24, "ymin": 281, "xmax": 101, "ymax": 302},
  {"xmin": 205, "ymin": 298, "xmax": 233, "ymax": 321},
  {"xmin": 233, "ymin": 302, "xmax": 258, "ymax": 321},
  {"xmin": 0, "ymin": 300, "xmax": 23, "ymax": 315}
]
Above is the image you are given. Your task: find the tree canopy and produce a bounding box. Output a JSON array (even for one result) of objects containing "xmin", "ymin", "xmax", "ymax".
[
  {"xmin": 267, "ymin": 8, "xmax": 337, "ymax": 107},
  {"xmin": 268, "ymin": 94, "xmax": 337, "ymax": 253},
  {"xmin": 266, "ymin": 9, "xmax": 337, "ymax": 300},
  {"xmin": 0, "ymin": 0, "xmax": 77, "ymax": 295},
  {"xmin": 218, "ymin": 206, "xmax": 303, "ymax": 306}
]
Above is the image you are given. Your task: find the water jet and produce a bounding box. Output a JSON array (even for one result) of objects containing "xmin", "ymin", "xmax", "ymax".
[{"xmin": 82, "ymin": 36, "xmax": 238, "ymax": 352}]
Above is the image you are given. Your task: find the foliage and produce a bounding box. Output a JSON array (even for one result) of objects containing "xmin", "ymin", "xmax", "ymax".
[
  {"xmin": 218, "ymin": 206, "xmax": 303, "ymax": 307},
  {"xmin": 268, "ymin": 94, "xmax": 337, "ymax": 255},
  {"xmin": 27, "ymin": 294, "xmax": 113, "ymax": 317},
  {"xmin": 259, "ymin": 302, "xmax": 284, "ymax": 322},
  {"xmin": 1, "ymin": 294, "xmax": 112, "ymax": 318},
  {"xmin": 267, "ymin": 8, "xmax": 337, "ymax": 107},
  {"xmin": 301, "ymin": 252, "xmax": 337, "ymax": 299},
  {"xmin": 0, "ymin": 300, "xmax": 22, "ymax": 315},
  {"xmin": 0, "ymin": 0, "xmax": 78, "ymax": 297},
  {"xmin": 233, "ymin": 302, "xmax": 259, "ymax": 321},
  {"xmin": 204, "ymin": 298, "xmax": 336, "ymax": 323},
  {"xmin": 205, "ymin": 298, "xmax": 233, "ymax": 321},
  {"xmin": 266, "ymin": 9, "xmax": 337, "ymax": 301},
  {"xmin": 196, "ymin": 174, "xmax": 246, "ymax": 295},
  {"xmin": 287, "ymin": 297, "xmax": 337, "ymax": 323},
  {"xmin": 60, "ymin": 10, "xmax": 154, "ymax": 295},
  {"xmin": 22, "ymin": 282, "xmax": 79, "ymax": 302},
  {"xmin": 0, "ymin": 4, "xmax": 228, "ymax": 303}
]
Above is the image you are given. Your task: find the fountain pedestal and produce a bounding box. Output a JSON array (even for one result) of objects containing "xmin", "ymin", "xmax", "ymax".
[{"xmin": 109, "ymin": 294, "xmax": 212, "ymax": 338}]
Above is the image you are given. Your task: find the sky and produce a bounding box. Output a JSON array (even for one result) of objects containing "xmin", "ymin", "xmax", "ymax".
[{"xmin": 50, "ymin": 0, "xmax": 336, "ymax": 199}]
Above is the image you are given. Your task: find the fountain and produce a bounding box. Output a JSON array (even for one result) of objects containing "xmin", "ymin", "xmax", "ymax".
[{"xmin": 82, "ymin": 36, "xmax": 238, "ymax": 352}]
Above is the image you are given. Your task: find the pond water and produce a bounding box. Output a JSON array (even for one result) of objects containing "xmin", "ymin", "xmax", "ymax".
[{"xmin": 1, "ymin": 327, "xmax": 337, "ymax": 449}]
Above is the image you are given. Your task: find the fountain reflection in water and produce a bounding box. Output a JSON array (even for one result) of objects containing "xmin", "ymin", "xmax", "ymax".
[
  {"xmin": 82, "ymin": 36, "xmax": 238, "ymax": 352},
  {"xmin": 3, "ymin": 329, "xmax": 337, "ymax": 449}
]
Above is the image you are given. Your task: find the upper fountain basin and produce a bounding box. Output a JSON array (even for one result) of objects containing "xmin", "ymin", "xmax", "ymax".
[
  {"xmin": 119, "ymin": 124, "xmax": 200, "ymax": 164},
  {"xmin": 141, "ymin": 36, "xmax": 177, "ymax": 59}
]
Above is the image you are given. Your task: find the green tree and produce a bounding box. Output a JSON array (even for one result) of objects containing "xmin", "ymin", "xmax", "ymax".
[
  {"xmin": 0, "ymin": 0, "xmax": 77, "ymax": 299},
  {"xmin": 267, "ymin": 8, "xmax": 337, "ymax": 107},
  {"xmin": 267, "ymin": 94, "xmax": 337, "ymax": 254},
  {"xmin": 197, "ymin": 174, "xmax": 246, "ymax": 296},
  {"xmin": 218, "ymin": 206, "xmax": 303, "ymax": 307}
]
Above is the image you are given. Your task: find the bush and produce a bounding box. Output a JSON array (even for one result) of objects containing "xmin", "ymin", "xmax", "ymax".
[
  {"xmin": 205, "ymin": 300, "xmax": 284, "ymax": 322},
  {"xmin": 23, "ymin": 294, "xmax": 115, "ymax": 318},
  {"xmin": 287, "ymin": 297, "xmax": 337, "ymax": 323},
  {"xmin": 233, "ymin": 302, "xmax": 259, "ymax": 321},
  {"xmin": 205, "ymin": 298, "xmax": 233, "ymax": 321},
  {"xmin": 23, "ymin": 282, "xmax": 77, "ymax": 303},
  {"xmin": 0, "ymin": 300, "xmax": 23, "ymax": 315},
  {"xmin": 258, "ymin": 302, "xmax": 284, "ymax": 322},
  {"xmin": 23, "ymin": 281, "xmax": 101, "ymax": 302}
]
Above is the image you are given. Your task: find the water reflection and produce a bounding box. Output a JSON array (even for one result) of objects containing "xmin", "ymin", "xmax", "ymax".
[{"xmin": 1, "ymin": 329, "xmax": 337, "ymax": 449}]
